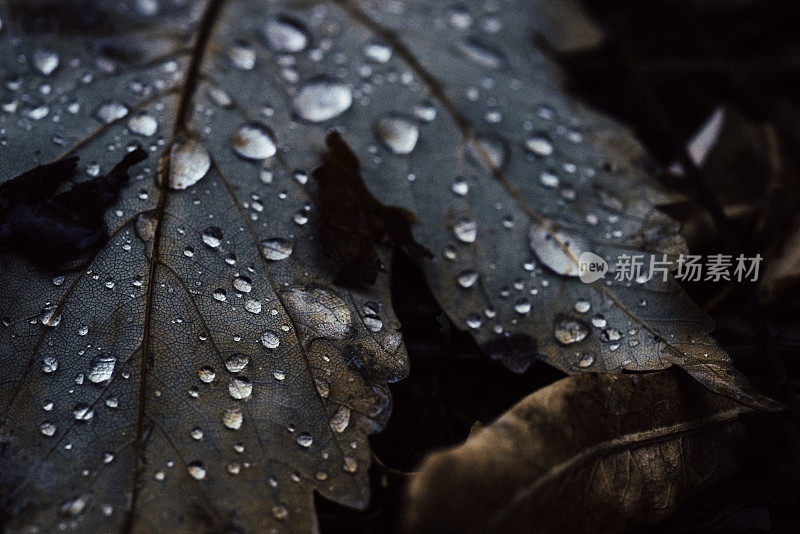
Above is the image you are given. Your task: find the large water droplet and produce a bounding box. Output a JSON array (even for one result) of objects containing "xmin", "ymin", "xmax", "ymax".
[
  {"xmin": 374, "ymin": 116, "xmax": 419, "ymax": 155},
  {"xmin": 261, "ymin": 16, "xmax": 308, "ymax": 52},
  {"xmin": 260, "ymin": 238, "xmax": 293, "ymax": 261},
  {"xmin": 232, "ymin": 124, "xmax": 276, "ymax": 160},
  {"xmin": 87, "ymin": 355, "xmax": 116, "ymax": 383},
  {"xmin": 167, "ymin": 136, "xmax": 210, "ymax": 190},
  {"xmin": 554, "ymin": 316, "xmax": 589, "ymax": 345},
  {"xmin": 293, "ymin": 79, "xmax": 352, "ymax": 122},
  {"xmin": 529, "ymin": 222, "xmax": 589, "ymax": 277}
]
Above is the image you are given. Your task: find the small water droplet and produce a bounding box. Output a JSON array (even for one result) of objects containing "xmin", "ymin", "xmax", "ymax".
[
  {"xmin": 225, "ymin": 354, "xmax": 249, "ymax": 373},
  {"xmin": 375, "ymin": 116, "xmax": 419, "ymax": 155},
  {"xmin": 87, "ymin": 355, "xmax": 116, "ymax": 383},
  {"xmin": 95, "ymin": 101, "xmax": 129, "ymax": 124},
  {"xmin": 40, "ymin": 422, "xmax": 57, "ymax": 436},
  {"xmin": 222, "ymin": 408, "xmax": 243, "ymax": 430},
  {"xmin": 261, "ymin": 16, "xmax": 308, "ymax": 52},
  {"xmin": 293, "ymin": 79, "xmax": 352, "ymax": 122},
  {"xmin": 330, "ymin": 406, "xmax": 350, "ymax": 433},
  {"xmin": 229, "ymin": 40, "xmax": 256, "ymax": 70},
  {"xmin": 574, "ymin": 299, "xmax": 591, "ymax": 313},
  {"xmin": 525, "ymin": 134, "xmax": 554, "ymax": 156},
  {"xmin": 260, "ymin": 330, "xmax": 280, "ymax": 349},
  {"xmin": 128, "ymin": 113, "xmax": 158, "ymax": 137},
  {"xmin": 457, "ymin": 270, "xmax": 479, "ymax": 288},
  {"xmin": 187, "ymin": 462, "xmax": 206, "ymax": 480},
  {"xmin": 453, "ymin": 219, "xmax": 477, "ymax": 243},
  {"xmin": 198, "ymin": 366, "xmax": 216, "ymax": 383},
  {"xmin": 296, "ymin": 433, "xmax": 313, "ymax": 447},
  {"xmin": 578, "ymin": 353, "xmax": 595, "ymax": 368},
  {"xmin": 228, "ymin": 377, "xmax": 253, "ymax": 400},
  {"xmin": 33, "ymin": 49, "xmax": 59, "ymax": 76},
  {"xmin": 232, "ymin": 124, "xmax": 276, "ymax": 160},
  {"xmin": 233, "ymin": 275, "xmax": 252, "ymax": 293},
  {"xmin": 73, "ymin": 404, "xmax": 95, "ymax": 421},
  {"xmin": 364, "ymin": 41, "xmax": 392, "ymax": 63},
  {"xmin": 202, "ymin": 226, "xmax": 223, "ymax": 248}
]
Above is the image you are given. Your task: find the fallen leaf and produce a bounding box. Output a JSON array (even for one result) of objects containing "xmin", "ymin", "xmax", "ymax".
[{"xmin": 404, "ymin": 369, "xmax": 756, "ymax": 534}]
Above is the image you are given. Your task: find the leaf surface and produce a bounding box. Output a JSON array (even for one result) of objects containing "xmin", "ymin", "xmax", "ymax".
[{"xmin": 0, "ymin": 1, "xmax": 408, "ymax": 532}]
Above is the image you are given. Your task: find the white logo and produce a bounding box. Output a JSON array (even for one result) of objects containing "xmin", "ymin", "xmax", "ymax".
[{"xmin": 578, "ymin": 252, "xmax": 608, "ymax": 283}]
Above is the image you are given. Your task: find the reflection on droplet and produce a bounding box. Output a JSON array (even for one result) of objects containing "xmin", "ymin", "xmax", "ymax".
[
  {"xmin": 297, "ymin": 433, "xmax": 313, "ymax": 447},
  {"xmin": 293, "ymin": 79, "xmax": 352, "ymax": 122},
  {"xmin": 457, "ymin": 270, "xmax": 479, "ymax": 288},
  {"xmin": 233, "ymin": 276, "xmax": 252, "ymax": 293},
  {"xmin": 374, "ymin": 116, "xmax": 419, "ymax": 155},
  {"xmin": 198, "ymin": 366, "xmax": 216, "ymax": 383},
  {"xmin": 225, "ymin": 354, "xmax": 249, "ymax": 373},
  {"xmin": 40, "ymin": 422, "xmax": 57, "ymax": 436},
  {"xmin": 525, "ymin": 134, "xmax": 554, "ymax": 157},
  {"xmin": 167, "ymin": 136, "xmax": 210, "ymax": 190},
  {"xmin": 232, "ymin": 124, "xmax": 276, "ymax": 160},
  {"xmin": 364, "ymin": 41, "xmax": 392, "ymax": 63}
]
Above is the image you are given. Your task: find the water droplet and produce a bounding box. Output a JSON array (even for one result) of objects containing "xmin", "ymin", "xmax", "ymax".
[
  {"xmin": 578, "ymin": 353, "xmax": 595, "ymax": 368},
  {"xmin": 363, "ymin": 314, "xmax": 383, "ymax": 332},
  {"xmin": 453, "ymin": 218, "xmax": 477, "ymax": 243},
  {"xmin": 244, "ymin": 299, "xmax": 262, "ymax": 314},
  {"xmin": 330, "ymin": 406, "xmax": 350, "ymax": 433},
  {"xmin": 222, "ymin": 408, "xmax": 243, "ymax": 430},
  {"xmin": 213, "ymin": 289, "xmax": 227, "ymax": 301},
  {"xmin": 202, "ymin": 226, "xmax": 223, "ymax": 248},
  {"xmin": 296, "ymin": 433, "xmax": 313, "ymax": 447},
  {"xmin": 342, "ymin": 457, "xmax": 358, "ymax": 473},
  {"xmin": 61, "ymin": 495, "xmax": 89, "ymax": 516},
  {"xmin": 40, "ymin": 305, "xmax": 61, "ymax": 327},
  {"xmin": 95, "ymin": 101, "xmax": 129, "ymax": 124},
  {"xmin": 600, "ymin": 328, "xmax": 622, "ymax": 342},
  {"xmin": 456, "ymin": 38, "xmax": 505, "ymax": 69},
  {"xmin": 232, "ymin": 124, "xmax": 276, "ymax": 160},
  {"xmin": 225, "ymin": 354, "xmax": 249, "ymax": 373},
  {"xmin": 457, "ymin": 270, "xmax": 479, "ymax": 288},
  {"xmin": 187, "ymin": 462, "xmax": 206, "ymax": 480},
  {"xmin": 42, "ymin": 356, "xmax": 58, "ymax": 373},
  {"xmin": 374, "ymin": 116, "xmax": 419, "ymax": 155},
  {"xmin": 228, "ymin": 377, "xmax": 253, "ymax": 400},
  {"xmin": 261, "ymin": 16, "xmax": 308, "ymax": 52},
  {"xmin": 87, "ymin": 355, "xmax": 115, "ymax": 383},
  {"xmin": 233, "ymin": 275, "xmax": 252, "ymax": 293},
  {"xmin": 364, "ymin": 41, "xmax": 392, "ymax": 63},
  {"xmin": 451, "ymin": 177, "xmax": 469, "ymax": 196},
  {"xmin": 592, "ymin": 315, "xmax": 607, "ymax": 328},
  {"xmin": 73, "ymin": 404, "xmax": 95, "ymax": 421},
  {"xmin": 514, "ymin": 298, "xmax": 531, "ymax": 314},
  {"xmin": 529, "ymin": 222, "xmax": 589, "ymax": 277},
  {"xmin": 198, "ymin": 366, "xmax": 216, "ymax": 383},
  {"xmin": 574, "ymin": 299, "xmax": 591, "ymax": 313},
  {"xmin": 260, "ymin": 238, "xmax": 293, "ymax": 261},
  {"xmin": 40, "ymin": 422, "xmax": 56, "ymax": 436},
  {"xmin": 167, "ymin": 136, "xmax": 210, "ymax": 190},
  {"xmin": 260, "ymin": 330, "xmax": 280, "ymax": 349},
  {"xmin": 272, "ymin": 505, "xmax": 288, "ymax": 520},
  {"xmin": 293, "ymin": 79, "xmax": 352, "ymax": 122},
  {"xmin": 128, "ymin": 113, "xmax": 157, "ymax": 137},
  {"xmin": 539, "ymin": 171, "xmax": 559, "ymax": 188},
  {"xmin": 191, "ymin": 427, "xmax": 203, "ymax": 440},
  {"xmin": 33, "ymin": 49, "xmax": 59, "ymax": 76},
  {"xmin": 554, "ymin": 317, "xmax": 589, "ymax": 345},
  {"xmin": 525, "ymin": 134, "xmax": 554, "ymax": 156},
  {"xmin": 207, "ymin": 86, "xmax": 232, "ymax": 107},
  {"xmin": 229, "ymin": 40, "xmax": 256, "ymax": 70}
]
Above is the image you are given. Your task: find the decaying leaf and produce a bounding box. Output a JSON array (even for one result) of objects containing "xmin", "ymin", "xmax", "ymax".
[{"xmin": 404, "ymin": 369, "xmax": 755, "ymax": 534}]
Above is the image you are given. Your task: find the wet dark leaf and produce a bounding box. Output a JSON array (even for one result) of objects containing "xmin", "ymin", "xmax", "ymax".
[{"xmin": 404, "ymin": 369, "xmax": 755, "ymax": 534}]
